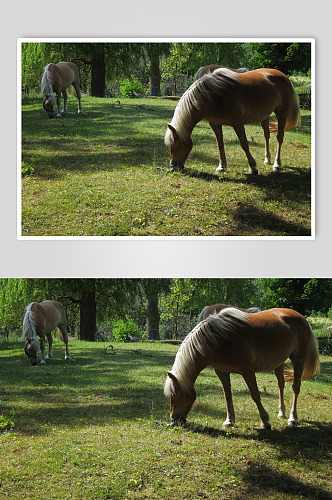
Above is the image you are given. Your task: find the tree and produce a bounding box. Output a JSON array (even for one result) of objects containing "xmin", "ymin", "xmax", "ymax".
[
  {"xmin": 261, "ymin": 279, "xmax": 332, "ymax": 315},
  {"xmin": 21, "ymin": 42, "xmax": 144, "ymax": 97},
  {"xmin": 0, "ymin": 279, "xmax": 140, "ymax": 341},
  {"xmin": 250, "ymin": 42, "xmax": 311, "ymax": 74},
  {"xmin": 139, "ymin": 279, "xmax": 172, "ymax": 339}
]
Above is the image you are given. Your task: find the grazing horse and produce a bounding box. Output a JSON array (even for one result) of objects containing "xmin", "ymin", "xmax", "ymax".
[
  {"xmin": 22, "ymin": 300, "xmax": 70, "ymax": 365},
  {"xmin": 197, "ymin": 303, "xmax": 260, "ymax": 324},
  {"xmin": 165, "ymin": 68, "xmax": 301, "ymax": 174},
  {"xmin": 165, "ymin": 307, "xmax": 320, "ymax": 429},
  {"xmin": 41, "ymin": 62, "xmax": 83, "ymax": 118},
  {"xmin": 194, "ymin": 65, "xmax": 249, "ymax": 82}
]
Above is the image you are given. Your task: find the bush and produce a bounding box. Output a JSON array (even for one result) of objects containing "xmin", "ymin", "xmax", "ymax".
[
  {"xmin": 119, "ymin": 78, "xmax": 145, "ymax": 98},
  {"xmin": 112, "ymin": 317, "xmax": 142, "ymax": 342}
]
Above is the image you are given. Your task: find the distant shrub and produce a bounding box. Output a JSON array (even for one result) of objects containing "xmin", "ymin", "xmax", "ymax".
[
  {"xmin": 112, "ymin": 317, "xmax": 142, "ymax": 342},
  {"xmin": 120, "ymin": 78, "xmax": 145, "ymax": 98}
]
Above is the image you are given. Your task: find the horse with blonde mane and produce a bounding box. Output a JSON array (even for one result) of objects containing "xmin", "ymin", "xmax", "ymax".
[
  {"xmin": 165, "ymin": 68, "xmax": 301, "ymax": 174},
  {"xmin": 41, "ymin": 62, "xmax": 83, "ymax": 118},
  {"xmin": 22, "ymin": 301, "xmax": 70, "ymax": 365},
  {"xmin": 165, "ymin": 307, "xmax": 319, "ymax": 430}
]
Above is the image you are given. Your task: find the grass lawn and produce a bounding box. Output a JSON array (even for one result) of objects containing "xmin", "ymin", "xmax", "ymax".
[
  {"xmin": 1, "ymin": 339, "xmax": 331, "ymax": 499},
  {"xmin": 21, "ymin": 96, "xmax": 312, "ymax": 237}
]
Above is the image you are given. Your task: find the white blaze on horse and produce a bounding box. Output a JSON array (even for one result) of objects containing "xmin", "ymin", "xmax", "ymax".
[
  {"xmin": 41, "ymin": 62, "xmax": 83, "ymax": 118},
  {"xmin": 22, "ymin": 300, "xmax": 70, "ymax": 365},
  {"xmin": 165, "ymin": 307, "xmax": 320, "ymax": 430},
  {"xmin": 165, "ymin": 68, "xmax": 301, "ymax": 174}
]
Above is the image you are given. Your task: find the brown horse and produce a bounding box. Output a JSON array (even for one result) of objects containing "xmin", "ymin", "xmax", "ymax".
[
  {"xmin": 41, "ymin": 62, "xmax": 83, "ymax": 118},
  {"xmin": 165, "ymin": 307, "xmax": 320, "ymax": 429},
  {"xmin": 22, "ymin": 301, "xmax": 70, "ymax": 365},
  {"xmin": 197, "ymin": 303, "xmax": 260, "ymax": 324},
  {"xmin": 165, "ymin": 68, "xmax": 301, "ymax": 174}
]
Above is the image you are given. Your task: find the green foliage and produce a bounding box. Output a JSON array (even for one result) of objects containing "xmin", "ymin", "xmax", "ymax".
[
  {"xmin": 21, "ymin": 157, "xmax": 35, "ymax": 176},
  {"xmin": 260, "ymin": 279, "xmax": 332, "ymax": 315},
  {"xmin": 120, "ymin": 77, "xmax": 145, "ymax": 97},
  {"xmin": 112, "ymin": 317, "xmax": 142, "ymax": 341},
  {"xmin": 251, "ymin": 42, "xmax": 311, "ymax": 74},
  {"xmin": 0, "ymin": 410, "xmax": 15, "ymax": 432}
]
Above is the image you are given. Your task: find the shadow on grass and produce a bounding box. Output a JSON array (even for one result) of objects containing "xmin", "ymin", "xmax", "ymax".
[{"xmin": 234, "ymin": 460, "xmax": 332, "ymax": 499}]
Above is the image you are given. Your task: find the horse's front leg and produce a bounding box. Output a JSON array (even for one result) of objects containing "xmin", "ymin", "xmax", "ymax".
[
  {"xmin": 232, "ymin": 122, "xmax": 258, "ymax": 175},
  {"xmin": 56, "ymin": 93, "xmax": 62, "ymax": 117},
  {"xmin": 39, "ymin": 335, "xmax": 47, "ymax": 364},
  {"xmin": 61, "ymin": 90, "xmax": 68, "ymax": 114},
  {"xmin": 214, "ymin": 369, "xmax": 236, "ymax": 428},
  {"xmin": 261, "ymin": 118, "xmax": 271, "ymax": 166},
  {"xmin": 45, "ymin": 332, "xmax": 53, "ymax": 361},
  {"xmin": 241, "ymin": 369, "xmax": 270, "ymax": 429},
  {"xmin": 209, "ymin": 122, "xmax": 227, "ymax": 172}
]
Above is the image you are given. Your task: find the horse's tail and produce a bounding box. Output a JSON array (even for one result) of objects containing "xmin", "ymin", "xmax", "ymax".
[
  {"xmin": 284, "ymin": 325, "xmax": 320, "ymax": 382},
  {"xmin": 71, "ymin": 85, "xmax": 78, "ymax": 98},
  {"xmin": 269, "ymin": 87, "xmax": 301, "ymax": 133}
]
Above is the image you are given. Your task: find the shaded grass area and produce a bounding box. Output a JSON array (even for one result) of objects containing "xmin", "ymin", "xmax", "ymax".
[
  {"xmin": 0, "ymin": 340, "xmax": 331, "ymax": 500},
  {"xmin": 21, "ymin": 97, "xmax": 312, "ymax": 237}
]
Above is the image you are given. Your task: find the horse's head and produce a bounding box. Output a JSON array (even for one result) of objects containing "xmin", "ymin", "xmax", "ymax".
[
  {"xmin": 24, "ymin": 339, "xmax": 39, "ymax": 366},
  {"xmin": 166, "ymin": 371, "xmax": 196, "ymax": 425},
  {"xmin": 166, "ymin": 124, "xmax": 193, "ymax": 171},
  {"xmin": 43, "ymin": 95, "xmax": 55, "ymax": 118}
]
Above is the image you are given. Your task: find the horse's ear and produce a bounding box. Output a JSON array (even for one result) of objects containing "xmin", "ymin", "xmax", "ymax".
[
  {"xmin": 166, "ymin": 371, "xmax": 178, "ymax": 385},
  {"xmin": 167, "ymin": 123, "xmax": 177, "ymax": 135}
]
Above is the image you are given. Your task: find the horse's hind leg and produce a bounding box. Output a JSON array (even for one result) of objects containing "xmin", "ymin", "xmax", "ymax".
[
  {"xmin": 261, "ymin": 118, "xmax": 271, "ymax": 166},
  {"xmin": 208, "ymin": 122, "xmax": 227, "ymax": 172},
  {"xmin": 214, "ymin": 369, "xmax": 236, "ymax": 427},
  {"xmin": 288, "ymin": 357, "xmax": 304, "ymax": 426},
  {"xmin": 232, "ymin": 122, "xmax": 258, "ymax": 175},
  {"xmin": 274, "ymin": 364, "xmax": 286, "ymax": 419},
  {"xmin": 272, "ymin": 112, "xmax": 287, "ymax": 171},
  {"xmin": 72, "ymin": 83, "xmax": 83, "ymax": 114},
  {"xmin": 57, "ymin": 325, "xmax": 70, "ymax": 360},
  {"xmin": 241, "ymin": 370, "xmax": 270, "ymax": 429}
]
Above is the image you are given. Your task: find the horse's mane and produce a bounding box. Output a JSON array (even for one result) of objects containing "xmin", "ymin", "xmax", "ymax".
[
  {"xmin": 41, "ymin": 64, "xmax": 56, "ymax": 107},
  {"xmin": 164, "ymin": 68, "xmax": 239, "ymax": 147},
  {"xmin": 164, "ymin": 307, "xmax": 249, "ymax": 396},
  {"xmin": 22, "ymin": 303, "xmax": 39, "ymax": 347}
]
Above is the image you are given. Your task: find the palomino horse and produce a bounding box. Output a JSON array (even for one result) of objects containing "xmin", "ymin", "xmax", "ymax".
[
  {"xmin": 165, "ymin": 68, "xmax": 301, "ymax": 174},
  {"xmin": 194, "ymin": 65, "xmax": 249, "ymax": 82},
  {"xmin": 41, "ymin": 62, "xmax": 83, "ymax": 118},
  {"xmin": 197, "ymin": 303, "xmax": 260, "ymax": 324},
  {"xmin": 165, "ymin": 307, "xmax": 320, "ymax": 430},
  {"xmin": 22, "ymin": 300, "xmax": 70, "ymax": 365}
]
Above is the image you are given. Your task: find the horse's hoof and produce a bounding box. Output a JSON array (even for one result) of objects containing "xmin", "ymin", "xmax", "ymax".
[{"xmin": 40, "ymin": 359, "xmax": 46, "ymax": 364}]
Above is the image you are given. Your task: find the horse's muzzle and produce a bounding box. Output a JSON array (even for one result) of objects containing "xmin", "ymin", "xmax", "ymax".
[{"xmin": 170, "ymin": 415, "xmax": 187, "ymax": 426}]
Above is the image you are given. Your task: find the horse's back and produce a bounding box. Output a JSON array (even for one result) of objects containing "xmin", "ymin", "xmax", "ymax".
[{"xmin": 37, "ymin": 300, "xmax": 66, "ymax": 330}]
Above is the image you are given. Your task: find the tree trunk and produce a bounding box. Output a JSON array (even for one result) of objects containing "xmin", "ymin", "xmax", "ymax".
[
  {"xmin": 91, "ymin": 46, "xmax": 106, "ymax": 97},
  {"xmin": 80, "ymin": 290, "xmax": 96, "ymax": 341},
  {"xmin": 149, "ymin": 54, "xmax": 161, "ymax": 96},
  {"xmin": 146, "ymin": 292, "xmax": 160, "ymax": 340}
]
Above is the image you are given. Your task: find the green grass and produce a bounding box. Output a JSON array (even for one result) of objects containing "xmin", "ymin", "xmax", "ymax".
[
  {"xmin": 1, "ymin": 339, "xmax": 331, "ymax": 499},
  {"xmin": 21, "ymin": 96, "xmax": 312, "ymax": 237}
]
